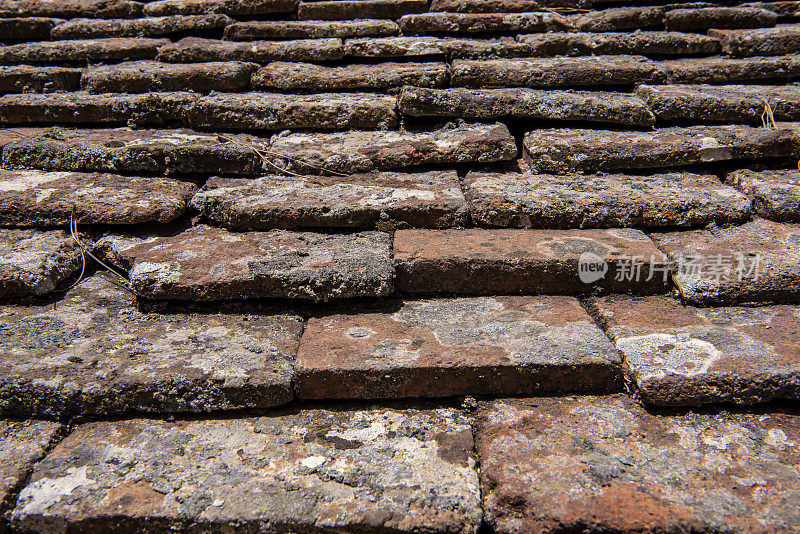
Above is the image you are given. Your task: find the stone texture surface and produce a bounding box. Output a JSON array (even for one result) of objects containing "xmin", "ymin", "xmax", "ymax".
[
  {"xmin": 430, "ymin": 0, "xmax": 545, "ymax": 12},
  {"xmin": 465, "ymin": 170, "xmax": 751, "ymax": 229},
  {"xmin": 143, "ymin": 0, "xmax": 297, "ymax": 16},
  {"xmin": 0, "ymin": 169, "xmax": 196, "ymax": 227},
  {"xmin": 523, "ymin": 125, "xmax": 800, "ymax": 173},
  {"xmin": 637, "ymin": 84, "xmax": 800, "ymax": 123},
  {"xmin": 50, "ymin": 14, "xmax": 233, "ymax": 40},
  {"xmin": 743, "ymin": 1, "xmax": 800, "ymax": 18},
  {"xmin": 0, "ymin": 229, "xmax": 82, "ymax": 299},
  {"xmin": 0, "ymin": 276, "xmax": 302, "ymax": 417},
  {"xmin": 590, "ymin": 294, "xmax": 800, "ymax": 406},
  {"xmin": 0, "ymin": 420, "xmax": 62, "ymax": 512},
  {"xmin": 296, "ymin": 296, "xmax": 622, "ymax": 399},
  {"xmin": 728, "ymin": 168, "xmax": 800, "ymax": 222},
  {"xmin": 12, "ymin": 408, "xmax": 481, "ymax": 533},
  {"xmin": 517, "ymin": 31, "xmax": 721, "ymax": 57},
  {"xmin": 710, "ymin": 24, "xmax": 800, "ymax": 56},
  {"xmin": 0, "ymin": 0, "xmax": 143, "ymax": 18},
  {"xmin": 651, "ymin": 218, "xmax": 800, "ymax": 305},
  {"xmin": 663, "ymin": 54, "xmax": 800, "ymax": 83},
  {"xmin": 398, "ymin": 12, "xmax": 573, "ymax": 34},
  {"xmin": 440, "ymin": 37, "xmax": 534, "ymax": 59},
  {"xmin": 184, "ymin": 92, "xmax": 398, "ymax": 131},
  {"xmin": 95, "ymin": 225, "xmax": 394, "ymax": 301},
  {"xmin": 2, "ymin": 127, "xmax": 266, "ymax": 177},
  {"xmin": 0, "ymin": 91, "xmax": 195, "ymax": 127},
  {"xmin": 0, "ymin": 65, "xmax": 82, "ymax": 94},
  {"xmin": 399, "ymin": 86, "xmax": 655, "ymax": 126},
  {"xmin": 252, "ymin": 61, "xmax": 448, "ymax": 92},
  {"xmin": 573, "ymin": 6, "xmax": 665, "ymax": 32},
  {"xmin": 666, "ymin": 6, "xmax": 778, "ymax": 31},
  {"xmin": 0, "ymin": 16, "xmax": 63, "ymax": 39},
  {"xmin": 157, "ymin": 36, "xmax": 344, "ymax": 63},
  {"xmin": 345, "ymin": 36, "xmax": 447, "ymax": 58},
  {"xmin": 225, "ymin": 19, "xmax": 398, "ymax": 40},
  {"xmin": 451, "ymin": 56, "xmax": 662, "ymax": 88},
  {"xmin": 266, "ymin": 122, "xmax": 518, "ymax": 175},
  {"xmin": 192, "ymin": 171, "xmax": 468, "ymax": 230},
  {"xmin": 478, "ymin": 395, "xmax": 800, "ymax": 534},
  {"xmin": 81, "ymin": 60, "xmax": 256, "ymax": 93},
  {"xmin": 393, "ymin": 228, "xmax": 670, "ymax": 296},
  {"xmin": 0, "ymin": 38, "xmax": 169, "ymax": 65},
  {"xmin": 298, "ymin": 0, "xmax": 428, "ymax": 20}
]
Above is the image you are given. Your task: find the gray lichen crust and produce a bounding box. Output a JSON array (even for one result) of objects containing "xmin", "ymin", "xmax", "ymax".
[{"xmin": 0, "ymin": 228, "xmax": 83, "ymax": 299}]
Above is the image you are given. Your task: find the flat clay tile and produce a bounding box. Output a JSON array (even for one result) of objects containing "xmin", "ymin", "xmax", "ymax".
[
  {"xmin": 296, "ymin": 295, "xmax": 622, "ymax": 399},
  {"xmin": 516, "ymin": 31, "xmax": 721, "ymax": 57},
  {"xmin": 157, "ymin": 36, "xmax": 344, "ymax": 62},
  {"xmin": 572, "ymin": 6, "xmax": 665, "ymax": 32},
  {"xmin": 393, "ymin": 228, "xmax": 670, "ymax": 296},
  {"xmin": 297, "ymin": 0, "xmax": 428, "ymax": 20},
  {"xmin": 397, "ymin": 12, "xmax": 574, "ymax": 34},
  {"xmin": 192, "ymin": 171, "xmax": 468, "ymax": 230},
  {"xmin": 590, "ymin": 295, "xmax": 800, "ymax": 406},
  {"xmin": 665, "ymin": 6, "xmax": 778, "ymax": 31},
  {"xmin": 0, "ymin": 38, "xmax": 169, "ymax": 65},
  {"xmin": 0, "ymin": 228, "xmax": 83, "ymax": 299},
  {"xmin": 478, "ymin": 395, "xmax": 800, "ymax": 534},
  {"xmin": 0, "ymin": 275, "xmax": 302, "ymax": 417},
  {"xmin": 0, "ymin": 0, "xmax": 143, "ymax": 19},
  {"xmin": 94, "ymin": 225, "xmax": 394, "ymax": 301},
  {"xmin": 143, "ymin": 0, "xmax": 298, "ymax": 16},
  {"xmin": 0, "ymin": 65, "xmax": 82, "ymax": 93},
  {"xmin": 710, "ymin": 23, "xmax": 800, "ymax": 56},
  {"xmin": 0, "ymin": 420, "xmax": 62, "ymax": 512},
  {"xmin": 50, "ymin": 14, "xmax": 233, "ymax": 40},
  {"xmin": 0, "ymin": 16, "xmax": 63, "ymax": 39},
  {"xmin": 0, "ymin": 168, "xmax": 196, "ymax": 226},
  {"xmin": 224, "ymin": 19, "xmax": 398, "ymax": 40},
  {"xmin": 662, "ymin": 54, "xmax": 800, "ymax": 83},
  {"xmin": 81, "ymin": 60, "xmax": 257, "ymax": 93},
  {"xmin": 727, "ymin": 168, "xmax": 800, "ymax": 222},
  {"xmin": 252, "ymin": 61, "xmax": 448, "ymax": 91}
]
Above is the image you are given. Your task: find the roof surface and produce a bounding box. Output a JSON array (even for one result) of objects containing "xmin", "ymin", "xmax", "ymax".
[{"xmin": 1, "ymin": 0, "xmax": 800, "ymax": 532}]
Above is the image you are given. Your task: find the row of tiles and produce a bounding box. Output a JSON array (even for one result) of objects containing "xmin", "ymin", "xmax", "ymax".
[
  {"xmin": 2, "ymin": 83, "xmax": 800, "ymax": 130},
  {"xmin": 4, "ymin": 25, "xmax": 800, "ymax": 68},
  {"xmin": 2, "ymin": 394, "xmax": 799, "ymax": 532},
  {"xmin": 1, "ymin": 163, "xmax": 798, "ymax": 230},
  {"xmin": 0, "ymin": 5, "xmax": 792, "ymax": 42},
  {"xmin": 0, "ymin": 271, "xmax": 798, "ymax": 416},
  {"xmin": 3, "ymin": 215, "xmax": 799, "ymax": 304}
]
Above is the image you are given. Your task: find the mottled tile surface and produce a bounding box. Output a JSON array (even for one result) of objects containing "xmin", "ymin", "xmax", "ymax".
[
  {"xmin": 0, "ymin": 229, "xmax": 83, "ymax": 299},
  {"xmin": 590, "ymin": 295, "xmax": 800, "ymax": 406},
  {"xmin": 297, "ymin": 296, "xmax": 621, "ymax": 399},
  {"xmin": 12, "ymin": 408, "xmax": 481, "ymax": 533},
  {"xmin": 478, "ymin": 395, "xmax": 800, "ymax": 533},
  {"xmin": 0, "ymin": 420, "xmax": 62, "ymax": 511},
  {"xmin": 728, "ymin": 168, "xmax": 800, "ymax": 222}
]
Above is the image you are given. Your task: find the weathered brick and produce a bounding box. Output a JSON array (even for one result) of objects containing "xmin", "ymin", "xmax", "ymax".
[
  {"xmin": 451, "ymin": 56, "xmax": 662, "ymax": 88},
  {"xmin": 478, "ymin": 396, "xmax": 800, "ymax": 534},
  {"xmin": 225, "ymin": 19, "xmax": 398, "ymax": 40},
  {"xmin": 0, "ymin": 229, "xmax": 82, "ymax": 299},
  {"xmin": 638, "ymin": 83, "xmax": 800, "ymax": 123},
  {"xmin": 728, "ymin": 168, "xmax": 800, "ymax": 221},
  {"xmin": 0, "ymin": 169, "xmax": 196, "ymax": 226},
  {"xmin": 394, "ymin": 228, "xmax": 670, "ymax": 296},
  {"xmin": 465, "ymin": 170, "xmax": 751, "ymax": 228},
  {"xmin": 0, "ymin": 16, "xmax": 62, "ymax": 40},
  {"xmin": 430, "ymin": 0, "xmax": 558, "ymax": 12},
  {"xmin": 252, "ymin": 61, "xmax": 448, "ymax": 91},
  {"xmin": 192, "ymin": 171, "xmax": 468, "ymax": 230},
  {"xmin": 651, "ymin": 218, "xmax": 800, "ymax": 305},
  {"xmin": 95, "ymin": 225, "xmax": 393, "ymax": 301},
  {"xmin": 266, "ymin": 122, "xmax": 518, "ymax": 175},
  {"xmin": 0, "ymin": 0, "xmax": 143, "ymax": 18},
  {"xmin": 0, "ymin": 37, "xmax": 169, "ymax": 65},
  {"xmin": 0, "ymin": 420, "xmax": 61, "ymax": 513},
  {"xmin": 50, "ymin": 14, "xmax": 232, "ymax": 39},
  {"xmin": 710, "ymin": 24, "xmax": 800, "ymax": 56},
  {"xmin": 0, "ymin": 276, "xmax": 302, "ymax": 417},
  {"xmin": 12, "ymin": 409, "xmax": 480, "ymax": 533},
  {"xmin": 523, "ymin": 125, "xmax": 800, "ymax": 173},
  {"xmin": 666, "ymin": 6, "xmax": 778, "ymax": 31},
  {"xmin": 441, "ymin": 37, "xmax": 534, "ymax": 59},
  {"xmin": 663, "ymin": 54, "xmax": 800, "ymax": 83},
  {"xmin": 590, "ymin": 295, "xmax": 800, "ymax": 406},
  {"xmin": 573, "ymin": 6, "xmax": 665, "ymax": 32},
  {"xmin": 144, "ymin": 0, "xmax": 297, "ymax": 16},
  {"xmin": 297, "ymin": 296, "xmax": 621, "ymax": 399},
  {"xmin": 2, "ymin": 128, "xmax": 266, "ymax": 176},
  {"xmin": 157, "ymin": 36, "xmax": 344, "ymax": 62},
  {"xmin": 399, "ymin": 86, "xmax": 655, "ymax": 126},
  {"xmin": 298, "ymin": 0, "xmax": 428, "ymax": 20},
  {"xmin": 398, "ymin": 12, "xmax": 573, "ymax": 34},
  {"xmin": 185, "ymin": 92, "xmax": 398, "ymax": 131},
  {"xmin": 517, "ymin": 31, "xmax": 721, "ymax": 57},
  {"xmin": 743, "ymin": 1, "xmax": 800, "ymax": 18},
  {"xmin": 0, "ymin": 65, "xmax": 82, "ymax": 93},
  {"xmin": 345, "ymin": 36, "xmax": 447, "ymax": 57},
  {"xmin": 81, "ymin": 60, "xmax": 255, "ymax": 93},
  {"xmin": 0, "ymin": 91, "xmax": 195, "ymax": 126}
]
